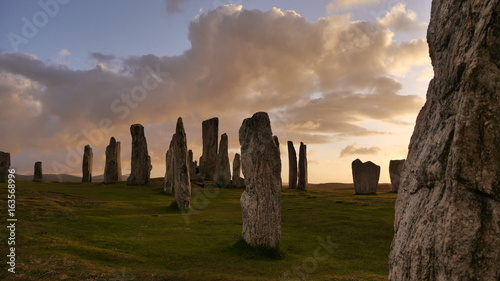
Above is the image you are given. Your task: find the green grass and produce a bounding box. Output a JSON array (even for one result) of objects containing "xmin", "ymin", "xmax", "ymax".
[{"xmin": 0, "ymin": 179, "xmax": 396, "ymax": 281}]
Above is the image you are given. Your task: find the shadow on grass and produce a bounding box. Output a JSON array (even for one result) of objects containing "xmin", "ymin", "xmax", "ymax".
[{"xmin": 229, "ymin": 238, "xmax": 285, "ymax": 260}]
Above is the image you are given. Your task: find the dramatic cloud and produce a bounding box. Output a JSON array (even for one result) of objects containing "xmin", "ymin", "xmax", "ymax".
[
  {"xmin": 0, "ymin": 5, "xmax": 428, "ymax": 177},
  {"xmin": 340, "ymin": 144, "xmax": 381, "ymax": 157},
  {"xmin": 377, "ymin": 4, "xmax": 427, "ymax": 33}
]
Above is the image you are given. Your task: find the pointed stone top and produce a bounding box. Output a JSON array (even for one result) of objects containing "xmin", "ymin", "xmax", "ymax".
[
  {"xmin": 130, "ymin": 124, "xmax": 144, "ymax": 134},
  {"xmin": 176, "ymin": 117, "xmax": 185, "ymax": 135}
]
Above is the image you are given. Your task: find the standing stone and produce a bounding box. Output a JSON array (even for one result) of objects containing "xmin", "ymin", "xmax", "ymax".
[
  {"xmin": 163, "ymin": 138, "xmax": 174, "ymax": 193},
  {"xmin": 297, "ymin": 142, "xmax": 308, "ymax": 190},
  {"xmin": 232, "ymin": 153, "xmax": 245, "ymax": 188},
  {"xmin": 239, "ymin": 112, "xmax": 281, "ymax": 249},
  {"xmin": 390, "ymin": 1, "xmax": 500, "ymax": 280},
  {"xmin": 104, "ymin": 137, "xmax": 122, "ymax": 184},
  {"xmin": 200, "ymin": 117, "xmax": 218, "ymax": 181},
  {"xmin": 214, "ymin": 133, "xmax": 231, "ymax": 187},
  {"xmin": 287, "ymin": 141, "xmax": 297, "ymax": 189},
  {"xmin": 82, "ymin": 145, "xmax": 93, "ymax": 183},
  {"xmin": 33, "ymin": 161, "xmax": 42, "ymax": 182},
  {"xmin": 351, "ymin": 159, "xmax": 379, "ymax": 194},
  {"xmin": 188, "ymin": 150, "xmax": 196, "ymax": 179},
  {"xmin": 0, "ymin": 151, "xmax": 10, "ymax": 183},
  {"xmin": 127, "ymin": 124, "xmax": 151, "ymax": 185},
  {"xmin": 273, "ymin": 135, "xmax": 280, "ymax": 148},
  {"xmin": 171, "ymin": 117, "xmax": 191, "ymax": 210},
  {"xmin": 389, "ymin": 159, "xmax": 405, "ymax": 193}
]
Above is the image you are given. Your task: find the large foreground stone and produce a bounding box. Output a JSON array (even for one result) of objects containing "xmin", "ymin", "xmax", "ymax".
[
  {"xmin": 351, "ymin": 159, "xmax": 379, "ymax": 194},
  {"xmin": 389, "ymin": 159, "xmax": 405, "ymax": 193},
  {"xmin": 200, "ymin": 117, "xmax": 218, "ymax": 181},
  {"xmin": 104, "ymin": 137, "xmax": 122, "ymax": 184},
  {"xmin": 0, "ymin": 151, "xmax": 10, "ymax": 182},
  {"xmin": 287, "ymin": 141, "xmax": 297, "ymax": 189},
  {"xmin": 389, "ymin": 1, "xmax": 500, "ymax": 280},
  {"xmin": 214, "ymin": 133, "xmax": 231, "ymax": 187},
  {"xmin": 172, "ymin": 117, "xmax": 191, "ymax": 210},
  {"xmin": 127, "ymin": 124, "xmax": 151, "ymax": 185},
  {"xmin": 239, "ymin": 112, "xmax": 281, "ymax": 249},
  {"xmin": 82, "ymin": 145, "xmax": 93, "ymax": 183}
]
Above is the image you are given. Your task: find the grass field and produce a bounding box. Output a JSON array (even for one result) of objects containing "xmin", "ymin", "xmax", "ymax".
[{"xmin": 0, "ymin": 179, "xmax": 396, "ymax": 281}]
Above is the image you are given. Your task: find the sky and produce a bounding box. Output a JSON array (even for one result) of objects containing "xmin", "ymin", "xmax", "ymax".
[{"xmin": 0, "ymin": 0, "xmax": 433, "ymax": 183}]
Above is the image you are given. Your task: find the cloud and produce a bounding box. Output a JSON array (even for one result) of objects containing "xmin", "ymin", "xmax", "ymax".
[
  {"xmin": 327, "ymin": 0, "xmax": 382, "ymax": 12},
  {"xmin": 378, "ymin": 3, "xmax": 427, "ymax": 33},
  {"xmin": 0, "ymin": 5, "xmax": 428, "ymax": 176},
  {"xmin": 340, "ymin": 144, "xmax": 381, "ymax": 158},
  {"xmin": 165, "ymin": 0, "xmax": 188, "ymax": 14}
]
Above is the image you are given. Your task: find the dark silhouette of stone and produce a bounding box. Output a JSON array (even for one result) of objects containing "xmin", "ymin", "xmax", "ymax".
[
  {"xmin": 127, "ymin": 124, "xmax": 151, "ymax": 185},
  {"xmin": 273, "ymin": 135, "xmax": 280, "ymax": 148},
  {"xmin": 239, "ymin": 112, "xmax": 281, "ymax": 249},
  {"xmin": 232, "ymin": 153, "xmax": 245, "ymax": 188},
  {"xmin": 0, "ymin": 151, "xmax": 10, "ymax": 183},
  {"xmin": 214, "ymin": 133, "xmax": 231, "ymax": 187},
  {"xmin": 171, "ymin": 117, "xmax": 191, "ymax": 210},
  {"xmin": 163, "ymin": 139, "xmax": 174, "ymax": 193},
  {"xmin": 389, "ymin": 159, "xmax": 405, "ymax": 193},
  {"xmin": 390, "ymin": 1, "xmax": 500, "ymax": 280},
  {"xmin": 297, "ymin": 142, "xmax": 308, "ymax": 190},
  {"xmin": 82, "ymin": 145, "xmax": 93, "ymax": 183},
  {"xmin": 287, "ymin": 141, "xmax": 297, "ymax": 189},
  {"xmin": 104, "ymin": 137, "xmax": 122, "ymax": 184},
  {"xmin": 351, "ymin": 159, "xmax": 379, "ymax": 194},
  {"xmin": 200, "ymin": 117, "xmax": 218, "ymax": 181},
  {"xmin": 188, "ymin": 150, "xmax": 196, "ymax": 179},
  {"xmin": 33, "ymin": 161, "xmax": 42, "ymax": 182}
]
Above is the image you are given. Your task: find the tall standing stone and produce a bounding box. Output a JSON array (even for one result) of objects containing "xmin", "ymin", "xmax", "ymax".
[
  {"xmin": 127, "ymin": 124, "xmax": 151, "ymax": 185},
  {"xmin": 351, "ymin": 159, "xmax": 379, "ymax": 194},
  {"xmin": 389, "ymin": 159, "xmax": 405, "ymax": 193},
  {"xmin": 200, "ymin": 117, "xmax": 218, "ymax": 181},
  {"xmin": 82, "ymin": 145, "xmax": 93, "ymax": 183},
  {"xmin": 163, "ymin": 139, "xmax": 174, "ymax": 193},
  {"xmin": 33, "ymin": 161, "xmax": 42, "ymax": 182},
  {"xmin": 214, "ymin": 133, "xmax": 231, "ymax": 187},
  {"xmin": 104, "ymin": 137, "xmax": 122, "ymax": 184},
  {"xmin": 0, "ymin": 151, "xmax": 10, "ymax": 183},
  {"xmin": 287, "ymin": 141, "xmax": 297, "ymax": 189},
  {"xmin": 297, "ymin": 142, "xmax": 308, "ymax": 190},
  {"xmin": 172, "ymin": 117, "xmax": 191, "ymax": 210},
  {"xmin": 188, "ymin": 150, "xmax": 196, "ymax": 179},
  {"xmin": 232, "ymin": 153, "xmax": 245, "ymax": 188},
  {"xmin": 390, "ymin": 1, "xmax": 500, "ymax": 280},
  {"xmin": 239, "ymin": 112, "xmax": 281, "ymax": 249}
]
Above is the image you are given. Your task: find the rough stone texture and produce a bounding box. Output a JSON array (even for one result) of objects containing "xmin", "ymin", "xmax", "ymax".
[
  {"xmin": 297, "ymin": 142, "xmax": 308, "ymax": 190},
  {"xmin": 390, "ymin": 1, "xmax": 500, "ymax": 280},
  {"xmin": 239, "ymin": 112, "xmax": 281, "ymax": 249},
  {"xmin": 200, "ymin": 117, "xmax": 218, "ymax": 181},
  {"xmin": 389, "ymin": 159, "xmax": 405, "ymax": 193},
  {"xmin": 351, "ymin": 159, "xmax": 379, "ymax": 194},
  {"xmin": 0, "ymin": 151, "xmax": 10, "ymax": 183},
  {"xmin": 172, "ymin": 117, "xmax": 191, "ymax": 210},
  {"xmin": 127, "ymin": 124, "xmax": 151, "ymax": 185},
  {"xmin": 104, "ymin": 137, "xmax": 122, "ymax": 184},
  {"xmin": 82, "ymin": 145, "xmax": 93, "ymax": 183},
  {"xmin": 232, "ymin": 153, "xmax": 245, "ymax": 188},
  {"xmin": 33, "ymin": 161, "xmax": 42, "ymax": 182},
  {"xmin": 287, "ymin": 141, "xmax": 297, "ymax": 189},
  {"xmin": 163, "ymin": 139, "xmax": 174, "ymax": 193},
  {"xmin": 214, "ymin": 133, "xmax": 231, "ymax": 187}
]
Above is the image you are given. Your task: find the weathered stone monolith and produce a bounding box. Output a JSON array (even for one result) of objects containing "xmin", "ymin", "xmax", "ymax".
[
  {"xmin": 297, "ymin": 142, "xmax": 307, "ymax": 190},
  {"xmin": 188, "ymin": 150, "xmax": 196, "ymax": 178},
  {"xmin": 389, "ymin": 159, "xmax": 405, "ymax": 193},
  {"xmin": 127, "ymin": 124, "xmax": 151, "ymax": 185},
  {"xmin": 287, "ymin": 141, "xmax": 297, "ymax": 189},
  {"xmin": 214, "ymin": 133, "xmax": 231, "ymax": 187},
  {"xmin": 172, "ymin": 117, "xmax": 191, "ymax": 210},
  {"xmin": 163, "ymin": 139, "xmax": 174, "ymax": 193},
  {"xmin": 232, "ymin": 153, "xmax": 245, "ymax": 188},
  {"xmin": 200, "ymin": 117, "xmax": 218, "ymax": 181},
  {"xmin": 33, "ymin": 161, "xmax": 42, "ymax": 182},
  {"xmin": 82, "ymin": 145, "xmax": 93, "ymax": 183},
  {"xmin": 104, "ymin": 137, "xmax": 122, "ymax": 184},
  {"xmin": 0, "ymin": 151, "xmax": 10, "ymax": 183},
  {"xmin": 351, "ymin": 159, "xmax": 379, "ymax": 194},
  {"xmin": 389, "ymin": 1, "xmax": 500, "ymax": 280},
  {"xmin": 239, "ymin": 112, "xmax": 281, "ymax": 249}
]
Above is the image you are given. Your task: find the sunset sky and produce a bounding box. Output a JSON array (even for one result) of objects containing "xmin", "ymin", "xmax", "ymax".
[{"xmin": 0, "ymin": 0, "xmax": 432, "ymax": 183}]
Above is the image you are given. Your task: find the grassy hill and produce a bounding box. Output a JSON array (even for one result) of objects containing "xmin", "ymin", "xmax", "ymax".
[{"xmin": 0, "ymin": 179, "xmax": 396, "ymax": 281}]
